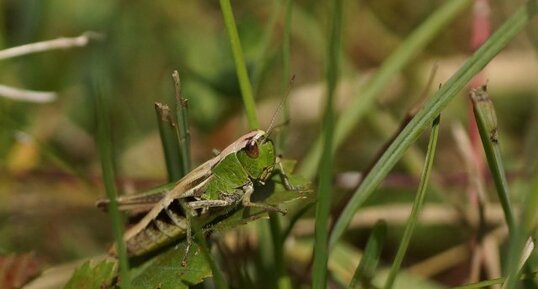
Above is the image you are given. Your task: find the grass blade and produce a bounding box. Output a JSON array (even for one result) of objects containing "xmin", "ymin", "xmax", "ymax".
[
  {"xmin": 90, "ymin": 51, "xmax": 131, "ymax": 289},
  {"xmin": 218, "ymin": 0, "xmax": 259, "ymax": 129},
  {"xmin": 469, "ymin": 85, "xmax": 515, "ymax": 231},
  {"xmin": 347, "ymin": 220, "xmax": 387, "ymax": 289},
  {"xmin": 268, "ymin": 3, "xmax": 294, "ymax": 288},
  {"xmin": 453, "ymin": 271, "xmax": 538, "ymax": 289},
  {"xmin": 173, "ymin": 70, "xmax": 192, "ymax": 174},
  {"xmin": 503, "ymin": 172, "xmax": 538, "ymax": 289},
  {"xmin": 155, "ymin": 102, "xmax": 184, "ymax": 181},
  {"xmin": 299, "ymin": 0, "xmax": 473, "ymax": 179},
  {"xmin": 383, "ymin": 115, "xmax": 440, "ymax": 289},
  {"xmin": 312, "ymin": 0, "xmax": 342, "ymax": 287},
  {"xmin": 329, "ymin": 0, "xmax": 538, "ymax": 248}
]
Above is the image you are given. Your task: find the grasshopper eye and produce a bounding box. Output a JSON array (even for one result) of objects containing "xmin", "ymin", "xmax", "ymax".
[{"xmin": 244, "ymin": 141, "xmax": 259, "ymax": 158}]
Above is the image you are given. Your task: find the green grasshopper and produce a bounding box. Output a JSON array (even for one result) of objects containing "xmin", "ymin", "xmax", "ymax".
[{"xmin": 97, "ymin": 129, "xmax": 297, "ymax": 258}]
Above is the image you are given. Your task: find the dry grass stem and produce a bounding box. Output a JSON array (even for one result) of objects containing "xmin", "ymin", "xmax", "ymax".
[{"xmin": 0, "ymin": 31, "xmax": 102, "ymax": 60}]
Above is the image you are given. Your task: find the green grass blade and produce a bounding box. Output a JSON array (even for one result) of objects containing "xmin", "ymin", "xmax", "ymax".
[
  {"xmin": 299, "ymin": 0, "xmax": 473, "ymax": 179},
  {"xmin": 469, "ymin": 86, "xmax": 515, "ymax": 231},
  {"xmin": 281, "ymin": 202, "xmax": 314, "ymax": 243},
  {"xmin": 503, "ymin": 172, "xmax": 538, "ymax": 289},
  {"xmin": 347, "ymin": 220, "xmax": 387, "ymax": 289},
  {"xmin": 268, "ymin": 213, "xmax": 291, "ymax": 289},
  {"xmin": 383, "ymin": 115, "xmax": 440, "ymax": 289},
  {"xmin": 155, "ymin": 102, "xmax": 184, "ymax": 181},
  {"xmin": 219, "ymin": 0, "xmax": 259, "ymax": 129},
  {"xmin": 193, "ymin": 221, "xmax": 229, "ymax": 289},
  {"xmin": 276, "ymin": 0, "xmax": 293, "ymax": 152},
  {"xmin": 452, "ymin": 271, "xmax": 538, "ymax": 289},
  {"xmin": 90, "ymin": 52, "xmax": 131, "ymax": 289},
  {"xmin": 312, "ymin": 0, "xmax": 342, "ymax": 287},
  {"xmin": 251, "ymin": 0, "xmax": 281, "ymax": 95},
  {"xmin": 173, "ymin": 70, "xmax": 192, "ymax": 174},
  {"xmin": 329, "ymin": 0, "xmax": 538, "ymax": 249},
  {"xmin": 268, "ymin": 4, "xmax": 294, "ymax": 287}
]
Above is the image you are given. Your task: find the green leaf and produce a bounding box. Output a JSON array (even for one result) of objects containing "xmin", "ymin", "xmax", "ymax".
[
  {"xmin": 64, "ymin": 260, "xmax": 116, "ymax": 289},
  {"xmin": 130, "ymin": 242, "xmax": 212, "ymax": 289}
]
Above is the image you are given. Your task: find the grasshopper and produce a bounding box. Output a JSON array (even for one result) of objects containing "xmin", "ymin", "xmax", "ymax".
[{"xmin": 97, "ymin": 129, "xmax": 297, "ymax": 259}]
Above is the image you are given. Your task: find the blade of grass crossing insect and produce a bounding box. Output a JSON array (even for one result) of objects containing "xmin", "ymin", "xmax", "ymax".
[
  {"xmin": 312, "ymin": 0, "xmax": 342, "ymax": 287},
  {"xmin": 329, "ymin": 0, "xmax": 538, "ymax": 249},
  {"xmin": 219, "ymin": 0, "xmax": 259, "ymax": 129},
  {"xmin": 268, "ymin": 216, "xmax": 287, "ymax": 289},
  {"xmin": 470, "ymin": 86, "xmax": 515, "ymax": 231},
  {"xmin": 268, "ymin": 2, "xmax": 294, "ymax": 289},
  {"xmin": 347, "ymin": 220, "xmax": 387, "ymax": 289},
  {"xmin": 155, "ymin": 102, "xmax": 184, "ymax": 181},
  {"xmin": 383, "ymin": 115, "xmax": 440, "ymax": 289},
  {"xmin": 192, "ymin": 219, "xmax": 229, "ymax": 289},
  {"xmin": 90, "ymin": 51, "xmax": 131, "ymax": 289},
  {"xmin": 169, "ymin": 72, "xmax": 220, "ymax": 288},
  {"xmin": 298, "ymin": 0, "xmax": 473, "ymax": 179},
  {"xmin": 503, "ymin": 172, "xmax": 538, "ymax": 289}
]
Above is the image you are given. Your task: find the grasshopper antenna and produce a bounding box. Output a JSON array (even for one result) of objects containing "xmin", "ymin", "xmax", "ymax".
[{"xmin": 265, "ymin": 75, "xmax": 295, "ymax": 138}]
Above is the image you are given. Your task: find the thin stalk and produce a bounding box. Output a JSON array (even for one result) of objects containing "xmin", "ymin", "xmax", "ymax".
[
  {"xmin": 281, "ymin": 201, "xmax": 315, "ymax": 243},
  {"xmin": 453, "ymin": 271, "xmax": 538, "ymax": 289},
  {"xmin": 91, "ymin": 56, "xmax": 131, "ymax": 289},
  {"xmin": 155, "ymin": 102, "xmax": 183, "ymax": 181},
  {"xmin": 503, "ymin": 172, "xmax": 538, "ymax": 289},
  {"xmin": 218, "ymin": 0, "xmax": 259, "ymax": 129},
  {"xmin": 299, "ymin": 0, "xmax": 473, "ymax": 179},
  {"xmin": 268, "ymin": 3, "xmax": 294, "ymax": 288},
  {"xmin": 277, "ymin": 0, "xmax": 293, "ymax": 152},
  {"xmin": 383, "ymin": 115, "xmax": 440, "ymax": 289},
  {"xmin": 268, "ymin": 214, "xmax": 291, "ymax": 289},
  {"xmin": 251, "ymin": 0, "xmax": 281, "ymax": 95},
  {"xmin": 172, "ymin": 71, "xmax": 192, "ymax": 173},
  {"xmin": 193, "ymin": 219, "xmax": 229, "ymax": 289},
  {"xmin": 329, "ymin": 0, "xmax": 538, "ymax": 249},
  {"xmin": 312, "ymin": 0, "xmax": 342, "ymax": 287},
  {"xmin": 469, "ymin": 86, "xmax": 515, "ymax": 231},
  {"xmin": 347, "ymin": 220, "xmax": 387, "ymax": 289}
]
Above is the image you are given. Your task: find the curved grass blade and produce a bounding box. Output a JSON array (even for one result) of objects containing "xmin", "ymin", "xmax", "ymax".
[
  {"xmin": 347, "ymin": 220, "xmax": 387, "ymax": 289},
  {"xmin": 503, "ymin": 172, "xmax": 538, "ymax": 289},
  {"xmin": 383, "ymin": 115, "xmax": 440, "ymax": 289},
  {"xmin": 329, "ymin": 0, "xmax": 538, "ymax": 249},
  {"xmin": 452, "ymin": 271, "xmax": 538, "ymax": 289},
  {"xmin": 299, "ymin": 0, "xmax": 473, "ymax": 179}
]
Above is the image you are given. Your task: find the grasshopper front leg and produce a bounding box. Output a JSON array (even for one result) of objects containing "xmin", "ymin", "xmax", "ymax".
[
  {"xmin": 181, "ymin": 196, "xmax": 239, "ymax": 266},
  {"xmin": 242, "ymin": 183, "xmax": 287, "ymax": 214},
  {"xmin": 275, "ymin": 157, "xmax": 297, "ymax": 191}
]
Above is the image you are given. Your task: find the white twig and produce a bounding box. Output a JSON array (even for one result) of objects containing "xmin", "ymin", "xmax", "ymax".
[
  {"xmin": 0, "ymin": 31, "xmax": 103, "ymax": 60},
  {"xmin": 0, "ymin": 84, "xmax": 56, "ymax": 103}
]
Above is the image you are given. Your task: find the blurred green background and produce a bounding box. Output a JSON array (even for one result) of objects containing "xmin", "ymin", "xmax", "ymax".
[{"xmin": 0, "ymin": 0, "xmax": 537, "ymax": 286}]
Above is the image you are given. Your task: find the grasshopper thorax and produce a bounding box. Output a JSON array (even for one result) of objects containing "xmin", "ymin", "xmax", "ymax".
[{"xmin": 236, "ymin": 130, "xmax": 276, "ymax": 182}]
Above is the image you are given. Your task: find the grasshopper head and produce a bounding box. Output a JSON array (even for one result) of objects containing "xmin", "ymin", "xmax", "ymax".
[{"xmin": 236, "ymin": 130, "xmax": 276, "ymax": 181}]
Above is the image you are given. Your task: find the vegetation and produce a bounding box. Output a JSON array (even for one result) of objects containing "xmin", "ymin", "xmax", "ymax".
[{"xmin": 1, "ymin": 1, "xmax": 538, "ymax": 288}]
